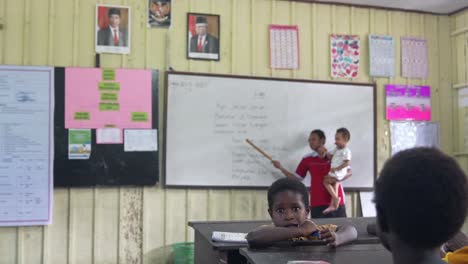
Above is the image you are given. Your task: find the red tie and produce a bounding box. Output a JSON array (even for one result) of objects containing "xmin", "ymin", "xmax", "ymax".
[
  {"xmin": 113, "ymin": 30, "xmax": 119, "ymax": 45},
  {"xmin": 197, "ymin": 37, "xmax": 203, "ymax": 52}
]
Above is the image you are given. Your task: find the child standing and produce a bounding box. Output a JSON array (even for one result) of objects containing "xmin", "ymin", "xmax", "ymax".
[{"xmin": 323, "ymin": 128, "xmax": 351, "ymax": 214}]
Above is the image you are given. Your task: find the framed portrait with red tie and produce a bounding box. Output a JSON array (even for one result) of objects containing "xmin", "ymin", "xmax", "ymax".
[
  {"xmin": 187, "ymin": 13, "xmax": 220, "ymax": 61},
  {"xmin": 96, "ymin": 4, "xmax": 131, "ymax": 54}
]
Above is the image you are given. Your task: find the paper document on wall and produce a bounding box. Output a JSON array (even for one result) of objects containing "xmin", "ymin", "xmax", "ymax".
[
  {"xmin": 124, "ymin": 129, "xmax": 158, "ymax": 151},
  {"xmin": 0, "ymin": 65, "xmax": 54, "ymax": 226},
  {"xmin": 359, "ymin": 191, "xmax": 376, "ymax": 217}
]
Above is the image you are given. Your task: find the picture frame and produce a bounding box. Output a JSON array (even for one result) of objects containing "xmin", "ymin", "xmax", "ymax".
[
  {"xmin": 96, "ymin": 4, "xmax": 131, "ymax": 54},
  {"xmin": 148, "ymin": 0, "xmax": 171, "ymax": 27},
  {"xmin": 187, "ymin": 13, "xmax": 220, "ymax": 61}
]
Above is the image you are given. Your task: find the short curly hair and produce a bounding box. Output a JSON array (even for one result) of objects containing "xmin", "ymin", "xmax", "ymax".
[
  {"xmin": 374, "ymin": 147, "xmax": 468, "ymax": 249},
  {"xmin": 267, "ymin": 178, "xmax": 309, "ymax": 209},
  {"xmin": 336, "ymin": 127, "xmax": 350, "ymax": 141}
]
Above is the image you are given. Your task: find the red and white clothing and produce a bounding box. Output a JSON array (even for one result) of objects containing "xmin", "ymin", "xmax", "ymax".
[
  {"xmin": 294, "ymin": 150, "xmax": 345, "ymax": 207},
  {"xmin": 329, "ymin": 147, "xmax": 352, "ymax": 181}
]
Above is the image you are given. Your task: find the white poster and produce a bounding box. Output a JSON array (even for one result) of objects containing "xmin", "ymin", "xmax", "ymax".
[
  {"xmin": 359, "ymin": 191, "xmax": 376, "ymax": 217},
  {"xmin": 0, "ymin": 65, "xmax": 54, "ymax": 226},
  {"xmin": 369, "ymin": 35, "xmax": 395, "ymax": 77},
  {"xmin": 390, "ymin": 121, "xmax": 439, "ymax": 156},
  {"xmin": 124, "ymin": 129, "xmax": 158, "ymax": 152},
  {"xmin": 458, "ymin": 87, "xmax": 468, "ymax": 108}
]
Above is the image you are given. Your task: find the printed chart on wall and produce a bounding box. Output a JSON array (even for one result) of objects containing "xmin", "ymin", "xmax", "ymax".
[
  {"xmin": 0, "ymin": 65, "xmax": 54, "ymax": 226},
  {"xmin": 269, "ymin": 25, "xmax": 299, "ymax": 69},
  {"xmin": 54, "ymin": 67, "xmax": 159, "ymax": 187}
]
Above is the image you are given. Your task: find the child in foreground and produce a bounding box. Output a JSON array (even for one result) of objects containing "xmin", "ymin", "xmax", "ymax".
[
  {"xmin": 374, "ymin": 147, "xmax": 468, "ymax": 264},
  {"xmin": 246, "ymin": 178, "xmax": 357, "ymax": 248}
]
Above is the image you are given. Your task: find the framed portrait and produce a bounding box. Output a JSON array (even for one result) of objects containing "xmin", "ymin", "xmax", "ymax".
[
  {"xmin": 96, "ymin": 4, "xmax": 131, "ymax": 54},
  {"xmin": 148, "ymin": 0, "xmax": 171, "ymax": 27},
  {"xmin": 187, "ymin": 13, "xmax": 220, "ymax": 61}
]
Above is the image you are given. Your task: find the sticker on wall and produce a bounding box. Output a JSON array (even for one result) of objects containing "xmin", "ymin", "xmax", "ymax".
[
  {"xmin": 369, "ymin": 35, "xmax": 395, "ymax": 77},
  {"xmin": 386, "ymin": 84, "xmax": 431, "ymax": 121},
  {"xmin": 401, "ymin": 37, "xmax": 428, "ymax": 79},
  {"xmin": 269, "ymin": 25, "xmax": 299, "ymax": 69},
  {"xmin": 331, "ymin": 34, "xmax": 360, "ymax": 79}
]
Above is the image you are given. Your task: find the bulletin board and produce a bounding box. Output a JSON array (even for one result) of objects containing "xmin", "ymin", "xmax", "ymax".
[{"xmin": 53, "ymin": 67, "xmax": 159, "ymax": 187}]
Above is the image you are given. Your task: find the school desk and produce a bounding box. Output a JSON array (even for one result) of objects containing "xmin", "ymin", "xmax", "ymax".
[
  {"xmin": 189, "ymin": 217, "xmax": 380, "ymax": 264},
  {"xmin": 239, "ymin": 243, "xmax": 392, "ymax": 264}
]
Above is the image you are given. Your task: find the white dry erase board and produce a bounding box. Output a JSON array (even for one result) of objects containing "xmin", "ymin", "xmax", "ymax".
[{"xmin": 164, "ymin": 72, "xmax": 376, "ymax": 189}]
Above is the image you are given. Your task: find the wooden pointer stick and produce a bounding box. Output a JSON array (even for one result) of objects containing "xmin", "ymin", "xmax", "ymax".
[{"xmin": 245, "ymin": 139, "xmax": 273, "ymax": 161}]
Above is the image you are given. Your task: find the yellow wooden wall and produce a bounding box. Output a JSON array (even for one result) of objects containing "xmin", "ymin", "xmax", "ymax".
[
  {"xmin": 451, "ymin": 9, "xmax": 468, "ymax": 234},
  {"xmin": 0, "ymin": 0, "xmax": 458, "ymax": 263}
]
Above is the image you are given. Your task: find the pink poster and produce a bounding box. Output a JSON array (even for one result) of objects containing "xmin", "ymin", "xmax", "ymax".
[
  {"xmin": 386, "ymin": 84, "xmax": 431, "ymax": 121},
  {"xmin": 331, "ymin": 34, "xmax": 360, "ymax": 78},
  {"xmin": 65, "ymin": 67, "xmax": 152, "ymax": 129}
]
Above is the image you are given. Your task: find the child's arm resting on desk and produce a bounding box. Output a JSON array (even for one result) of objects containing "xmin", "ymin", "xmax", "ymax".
[
  {"xmin": 320, "ymin": 224, "xmax": 357, "ymax": 247},
  {"xmin": 246, "ymin": 220, "xmax": 318, "ymax": 248}
]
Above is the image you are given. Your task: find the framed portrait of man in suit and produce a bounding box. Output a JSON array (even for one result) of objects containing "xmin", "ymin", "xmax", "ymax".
[
  {"xmin": 96, "ymin": 4, "xmax": 131, "ymax": 54},
  {"xmin": 187, "ymin": 13, "xmax": 220, "ymax": 61}
]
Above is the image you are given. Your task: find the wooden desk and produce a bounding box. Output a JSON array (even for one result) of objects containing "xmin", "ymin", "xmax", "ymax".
[
  {"xmin": 240, "ymin": 244, "xmax": 392, "ymax": 264},
  {"xmin": 189, "ymin": 217, "xmax": 379, "ymax": 264}
]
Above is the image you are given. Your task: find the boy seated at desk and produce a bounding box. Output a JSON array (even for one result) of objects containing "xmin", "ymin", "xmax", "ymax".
[
  {"xmin": 246, "ymin": 178, "xmax": 357, "ymax": 248},
  {"xmin": 373, "ymin": 147, "xmax": 468, "ymax": 264}
]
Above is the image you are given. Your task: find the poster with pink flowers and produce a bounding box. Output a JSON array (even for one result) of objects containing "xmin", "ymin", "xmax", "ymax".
[
  {"xmin": 386, "ymin": 84, "xmax": 431, "ymax": 121},
  {"xmin": 331, "ymin": 35, "xmax": 360, "ymax": 78}
]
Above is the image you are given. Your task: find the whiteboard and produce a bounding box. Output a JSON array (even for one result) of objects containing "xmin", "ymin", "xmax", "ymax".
[{"xmin": 165, "ymin": 72, "xmax": 376, "ymax": 189}]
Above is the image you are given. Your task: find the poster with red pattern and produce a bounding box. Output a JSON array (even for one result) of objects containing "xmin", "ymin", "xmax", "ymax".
[{"xmin": 331, "ymin": 35, "xmax": 360, "ymax": 78}]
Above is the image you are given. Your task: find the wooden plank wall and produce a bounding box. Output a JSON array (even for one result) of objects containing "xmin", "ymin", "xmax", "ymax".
[
  {"xmin": 451, "ymin": 9, "xmax": 468, "ymax": 233},
  {"xmin": 0, "ymin": 0, "xmax": 457, "ymax": 263}
]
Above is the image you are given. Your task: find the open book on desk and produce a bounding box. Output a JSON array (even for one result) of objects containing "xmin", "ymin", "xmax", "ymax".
[{"xmin": 211, "ymin": 231, "xmax": 248, "ymax": 243}]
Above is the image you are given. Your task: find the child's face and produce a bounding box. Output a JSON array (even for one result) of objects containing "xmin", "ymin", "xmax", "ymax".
[
  {"xmin": 335, "ymin": 132, "xmax": 348, "ymax": 148},
  {"xmin": 268, "ymin": 190, "xmax": 309, "ymax": 227}
]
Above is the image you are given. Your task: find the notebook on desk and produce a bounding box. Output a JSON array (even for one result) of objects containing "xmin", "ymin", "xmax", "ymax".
[{"xmin": 212, "ymin": 231, "xmax": 248, "ymax": 243}]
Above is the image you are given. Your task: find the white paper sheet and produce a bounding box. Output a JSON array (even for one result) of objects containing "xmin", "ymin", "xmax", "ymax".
[
  {"xmin": 369, "ymin": 35, "xmax": 395, "ymax": 77},
  {"xmin": 390, "ymin": 121, "xmax": 440, "ymax": 156},
  {"xmin": 0, "ymin": 65, "xmax": 54, "ymax": 226},
  {"xmin": 96, "ymin": 128, "xmax": 122, "ymax": 144},
  {"xmin": 359, "ymin": 191, "xmax": 376, "ymax": 217},
  {"xmin": 124, "ymin": 129, "xmax": 158, "ymax": 152},
  {"xmin": 458, "ymin": 87, "xmax": 468, "ymax": 108}
]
